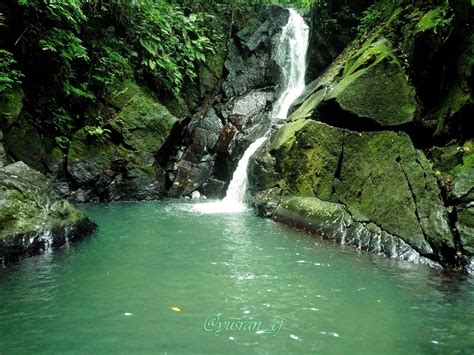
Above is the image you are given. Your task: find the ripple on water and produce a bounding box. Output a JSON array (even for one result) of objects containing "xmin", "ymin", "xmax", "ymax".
[{"xmin": 0, "ymin": 201, "xmax": 472, "ymax": 354}]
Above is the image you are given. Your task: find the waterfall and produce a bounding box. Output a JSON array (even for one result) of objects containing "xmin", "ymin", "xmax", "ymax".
[
  {"xmin": 220, "ymin": 137, "xmax": 267, "ymax": 210},
  {"xmin": 272, "ymin": 9, "xmax": 309, "ymax": 119},
  {"xmin": 192, "ymin": 9, "xmax": 308, "ymax": 214}
]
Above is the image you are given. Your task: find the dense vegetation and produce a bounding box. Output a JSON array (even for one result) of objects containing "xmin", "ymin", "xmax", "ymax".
[{"xmin": 0, "ymin": 0, "xmax": 318, "ymax": 146}]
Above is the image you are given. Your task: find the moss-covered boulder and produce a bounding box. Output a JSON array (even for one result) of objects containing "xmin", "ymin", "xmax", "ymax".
[
  {"xmin": 251, "ymin": 119, "xmax": 458, "ymax": 267},
  {"xmin": 3, "ymin": 124, "xmax": 56, "ymax": 173},
  {"xmin": 290, "ymin": 37, "xmax": 417, "ymax": 127},
  {"xmin": 67, "ymin": 81, "xmax": 177, "ymax": 201},
  {"xmin": 0, "ymin": 161, "xmax": 96, "ymax": 264}
]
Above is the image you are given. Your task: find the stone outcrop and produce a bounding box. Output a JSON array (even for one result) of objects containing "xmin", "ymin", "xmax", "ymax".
[
  {"xmin": 0, "ymin": 161, "xmax": 96, "ymax": 265},
  {"xmin": 248, "ymin": 1, "xmax": 474, "ymax": 272},
  {"xmin": 66, "ymin": 81, "xmax": 177, "ymax": 202},
  {"xmin": 164, "ymin": 6, "xmax": 290, "ymax": 198},
  {"xmin": 250, "ymin": 119, "xmax": 457, "ymax": 266}
]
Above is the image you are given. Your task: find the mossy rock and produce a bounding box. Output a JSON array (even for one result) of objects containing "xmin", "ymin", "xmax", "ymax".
[
  {"xmin": 290, "ymin": 38, "xmax": 417, "ymax": 127},
  {"xmin": 68, "ymin": 80, "xmax": 177, "ymax": 200},
  {"xmin": 67, "ymin": 129, "xmax": 129, "ymax": 186},
  {"xmin": 331, "ymin": 38, "xmax": 417, "ymax": 126},
  {"xmin": 3, "ymin": 125, "xmax": 51, "ymax": 173},
  {"xmin": 334, "ymin": 59, "xmax": 417, "ymax": 126},
  {"xmin": 0, "ymin": 86, "xmax": 24, "ymax": 129},
  {"xmin": 253, "ymin": 119, "xmax": 455, "ymax": 262},
  {"xmin": 272, "ymin": 195, "xmax": 438, "ymax": 266},
  {"xmin": 0, "ymin": 162, "xmax": 96, "ymax": 263},
  {"xmin": 109, "ymin": 83, "xmax": 177, "ymax": 153},
  {"xmin": 106, "ymin": 80, "xmax": 142, "ymax": 109},
  {"xmin": 271, "ymin": 119, "xmax": 344, "ymax": 200}
]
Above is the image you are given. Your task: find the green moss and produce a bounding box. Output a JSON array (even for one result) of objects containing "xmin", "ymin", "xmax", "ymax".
[
  {"xmin": 0, "ymin": 86, "xmax": 24, "ymax": 128},
  {"xmin": 270, "ymin": 119, "xmax": 310, "ymax": 151},
  {"xmin": 335, "ymin": 58, "xmax": 417, "ymax": 125},
  {"xmin": 106, "ymin": 80, "xmax": 142, "ymax": 109},
  {"xmin": 264, "ymin": 120, "xmax": 453, "ymax": 256},
  {"xmin": 0, "ymin": 162, "xmax": 92, "ymax": 241},
  {"xmin": 273, "ymin": 120, "xmax": 344, "ymax": 200}
]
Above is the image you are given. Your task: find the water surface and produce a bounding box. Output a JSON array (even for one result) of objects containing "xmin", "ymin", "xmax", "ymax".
[{"xmin": 0, "ymin": 201, "xmax": 473, "ymax": 353}]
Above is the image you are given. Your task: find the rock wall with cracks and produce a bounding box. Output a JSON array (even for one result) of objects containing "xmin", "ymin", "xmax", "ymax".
[
  {"xmin": 161, "ymin": 6, "xmax": 291, "ymax": 199},
  {"xmin": 249, "ymin": 1, "xmax": 474, "ymax": 273}
]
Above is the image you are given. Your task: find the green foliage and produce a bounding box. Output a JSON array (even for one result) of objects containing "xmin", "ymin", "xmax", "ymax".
[
  {"xmin": 83, "ymin": 125, "xmax": 111, "ymax": 139},
  {"xmin": 1, "ymin": 0, "xmax": 316, "ymax": 141},
  {"xmin": 130, "ymin": 1, "xmax": 220, "ymax": 95},
  {"xmin": 358, "ymin": 0, "xmax": 402, "ymax": 34},
  {"xmin": 55, "ymin": 135, "xmax": 70, "ymax": 150},
  {"xmin": 0, "ymin": 50, "xmax": 23, "ymax": 93},
  {"xmin": 415, "ymin": 5, "xmax": 453, "ymax": 34},
  {"xmin": 0, "ymin": 0, "xmax": 230, "ymax": 138}
]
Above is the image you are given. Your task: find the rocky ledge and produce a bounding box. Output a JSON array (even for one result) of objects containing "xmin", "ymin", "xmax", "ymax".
[
  {"xmin": 249, "ymin": 1, "xmax": 473, "ymax": 273},
  {"xmin": 0, "ymin": 161, "xmax": 96, "ymax": 265}
]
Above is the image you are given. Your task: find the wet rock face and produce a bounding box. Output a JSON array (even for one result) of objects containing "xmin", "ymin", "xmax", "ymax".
[
  {"xmin": 165, "ymin": 6, "xmax": 289, "ymax": 198},
  {"xmin": 0, "ymin": 161, "xmax": 96, "ymax": 265},
  {"xmin": 223, "ymin": 7, "xmax": 289, "ymax": 97},
  {"xmin": 272, "ymin": 196, "xmax": 440, "ymax": 267},
  {"xmin": 250, "ymin": 119, "xmax": 458, "ymax": 268}
]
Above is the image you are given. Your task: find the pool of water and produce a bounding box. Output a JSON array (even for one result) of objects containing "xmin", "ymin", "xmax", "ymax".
[{"xmin": 0, "ymin": 201, "xmax": 473, "ymax": 353}]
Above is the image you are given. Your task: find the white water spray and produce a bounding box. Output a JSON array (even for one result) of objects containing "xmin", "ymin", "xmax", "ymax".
[
  {"xmin": 192, "ymin": 9, "xmax": 308, "ymax": 214},
  {"xmin": 192, "ymin": 137, "xmax": 267, "ymax": 213}
]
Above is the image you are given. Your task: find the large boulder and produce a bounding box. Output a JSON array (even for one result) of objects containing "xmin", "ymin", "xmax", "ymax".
[
  {"xmin": 250, "ymin": 119, "xmax": 458, "ymax": 267},
  {"xmin": 0, "ymin": 162, "xmax": 96, "ymax": 264},
  {"xmin": 291, "ymin": 38, "xmax": 417, "ymax": 127},
  {"xmin": 67, "ymin": 81, "xmax": 177, "ymax": 201},
  {"xmin": 3, "ymin": 124, "xmax": 55, "ymax": 173},
  {"xmin": 272, "ymin": 195, "xmax": 439, "ymax": 267}
]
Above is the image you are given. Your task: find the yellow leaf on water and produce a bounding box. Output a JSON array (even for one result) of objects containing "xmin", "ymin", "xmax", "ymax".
[{"xmin": 171, "ymin": 306, "xmax": 181, "ymax": 312}]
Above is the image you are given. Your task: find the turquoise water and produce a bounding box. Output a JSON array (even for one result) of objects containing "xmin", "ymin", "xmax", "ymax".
[{"xmin": 0, "ymin": 201, "xmax": 473, "ymax": 354}]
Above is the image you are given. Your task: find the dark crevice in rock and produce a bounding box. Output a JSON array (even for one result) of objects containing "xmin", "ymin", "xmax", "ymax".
[
  {"xmin": 105, "ymin": 125, "xmax": 134, "ymax": 151},
  {"xmin": 63, "ymin": 151, "xmax": 80, "ymax": 192},
  {"xmin": 156, "ymin": 118, "xmax": 191, "ymax": 167},
  {"xmin": 314, "ymin": 100, "xmax": 435, "ymax": 149},
  {"xmin": 399, "ymin": 162, "xmax": 430, "ymax": 244},
  {"xmin": 449, "ymin": 103, "xmax": 474, "ymax": 143}
]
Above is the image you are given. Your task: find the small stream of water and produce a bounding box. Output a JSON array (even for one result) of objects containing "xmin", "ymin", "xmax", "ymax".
[{"xmin": 194, "ymin": 9, "xmax": 309, "ymax": 214}]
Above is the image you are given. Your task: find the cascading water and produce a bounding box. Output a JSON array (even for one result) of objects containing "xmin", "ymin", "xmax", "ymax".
[
  {"xmin": 272, "ymin": 9, "xmax": 309, "ymax": 119},
  {"xmin": 192, "ymin": 9, "xmax": 309, "ymax": 214}
]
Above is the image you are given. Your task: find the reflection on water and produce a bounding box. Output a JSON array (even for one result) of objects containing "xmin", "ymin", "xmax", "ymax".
[{"xmin": 0, "ymin": 201, "xmax": 472, "ymax": 354}]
